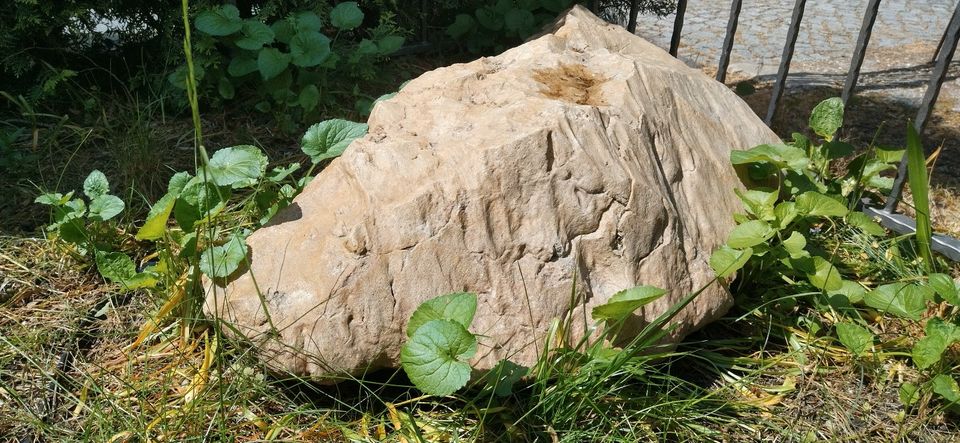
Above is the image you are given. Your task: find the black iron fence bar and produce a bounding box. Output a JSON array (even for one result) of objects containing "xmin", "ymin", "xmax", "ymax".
[
  {"xmin": 669, "ymin": 0, "xmax": 688, "ymax": 57},
  {"xmin": 765, "ymin": 0, "xmax": 807, "ymax": 125},
  {"xmin": 841, "ymin": 0, "xmax": 883, "ymax": 107},
  {"xmin": 627, "ymin": 0, "xmax": 641, "ymax": 33},
  {"xmin": 884, "ymin": 2, "xmax": 960, "ymax": 213},
  {"xmin": 716, "ymin": 0, "xmax": 743, "ymax": 83}
]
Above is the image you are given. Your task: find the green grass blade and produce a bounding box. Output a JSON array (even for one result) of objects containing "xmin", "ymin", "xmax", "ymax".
[{"xmin": 905, "ymin": 124, "xmax": 933, "ymax": 272}]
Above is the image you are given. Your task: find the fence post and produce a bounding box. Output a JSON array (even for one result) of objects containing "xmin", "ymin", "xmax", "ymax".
[
  {"xmin": 765, "ymin": 0, "xmax": 807, "ymax": 125},
  {"xmin": 841, "ymin": 0, "xmax": 882, "ymax": 108},
  {"xmin": 716, "ymin": 0, "xmax": 743, "ymax": 83},
  {"xmin": 669, "ymin": 0, "xmax": 688, "ymax": 57},
  {"xmin": 884, "ymin": 2, "xmax": 960, "ymax": 213},
  {"xmin": 627, "ymin": 0, "xmax": 640, "ymax": 33}
]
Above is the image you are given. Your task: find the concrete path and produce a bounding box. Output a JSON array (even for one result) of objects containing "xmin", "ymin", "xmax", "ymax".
[{"xmin": 630, "ymin": 0, "xmax": 960, "ymax": 110}]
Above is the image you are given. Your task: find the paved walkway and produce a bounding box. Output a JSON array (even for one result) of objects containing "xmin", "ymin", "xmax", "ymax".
[{"xmin": 630, "ymin": 0, "xmax": 960, "ymax": 110}]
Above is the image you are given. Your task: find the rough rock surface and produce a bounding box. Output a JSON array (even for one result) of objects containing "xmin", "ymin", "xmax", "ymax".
[{"xmin": 204, "ymin": 6, "xmax": 781, "ymax": 378}]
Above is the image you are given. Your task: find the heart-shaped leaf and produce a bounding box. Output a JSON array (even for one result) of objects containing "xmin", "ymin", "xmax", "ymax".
[
  {"xmin": 95, "ymin": 251, "xmax": 157, "ymax": 290},
  {"xmin": 727, "ymin": 220, "xmax": 775, "ymax": 249},
  {"xmin": 836, "ymin": 322, "xmax": 873, "ymax": 357},
  {"xmin": 290, "ymin": 32, "xmax": 332, "ymax": 67},
  {"xmin": 809, "ymin": 97, "xmax": 844, "ymax": 140},
  {"xmin": 446, "ymin": 14, "xmax": 476, "ymax": 39},
  {"xmin": 236, "ymin": 20, "xmax": 275, "ymax": 50},
  {"xmin": 407, "ymin": 292, "xmax": 477, "ymax": 337},
  {"xmin": 257, "ymin": 47, "xmax": 290, "ymax": 80},
  {"xmin": 83, "ymin": 170, "xmax": 110, "ymax": 199},
  {"xmin": 928, "ymin": 273, "xmax": 959, "ymax": 305},
  {"xmin": 330, "ymin": 2, "xmax": 364, "ymax": 30},
  {"xmin": 863, "ymin": 283, "xmax": 927, "ymax": 321},
  {"xmin": 376, "ymin": 35, "xmax": 405, "ymax": 55},
  {"xmin": 401, "ymin": 319, "xmax": 477, "ymax": 396},
  {"xmin": 195, "ymin": 5, "xmax": 243, "ymax": 36},
  {"xmin": 206, "ymin": 145, "xmax": 268, "ymax": 189},
  {"xmin": 199, "ymin": 235, "xmax": 247, "ymax": 278},
  {"xmin": 796, "ymin": 191, "xmax": 848, "ymax": 217},
  {"xmin": 710, "ymin": 245, "xmax": 752, "ymax": 278},
  {"xmin": 301, "ymin": 119, "xmax": 368, "ymax": 163},
  {"xmin": 88, "ymin": 195, "xmax": 125, "ymax": 221},
  {"xmin": 298, "ymin": 85, "xmax": 321, "ymax": 112},
  {"xmin": 806, "ymin": 256, "xmax": 842, "ymax": 291}
]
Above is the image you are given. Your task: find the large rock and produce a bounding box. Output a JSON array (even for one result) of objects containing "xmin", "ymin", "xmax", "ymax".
[{"xmin": 204, "ymin": 6, "xmax": 780, "ymax": 378}]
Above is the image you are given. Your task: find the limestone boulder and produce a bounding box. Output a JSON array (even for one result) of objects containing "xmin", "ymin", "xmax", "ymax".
[{"xmin": 204, "ymin": 6, "xmax": 781, "ymax": 378}]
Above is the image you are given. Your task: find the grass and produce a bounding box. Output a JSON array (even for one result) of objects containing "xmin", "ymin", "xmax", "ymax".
[{"xmin": 3, "ymin": 33, "xmax": 960, "ymax": 443}]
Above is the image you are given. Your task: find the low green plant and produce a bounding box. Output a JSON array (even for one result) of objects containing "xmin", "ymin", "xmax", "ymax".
[
  {"xmin": 35, "ymin": 170, "xmax": 160, "ymax": 290},
  {"xmin": 178, "ymin": 2, "xmax": 405, "ymax": 128},
  {"xmin": 445, "ymin": 0, "xmax": 576, "ymax": 53},
  {"xmin": 714, "ymin": 97, "xmax": 960, "ymax": 412}
]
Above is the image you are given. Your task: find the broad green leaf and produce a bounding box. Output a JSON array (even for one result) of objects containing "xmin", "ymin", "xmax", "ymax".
[
  {"xmin": 199, "ymin": 235, "xmax": 247, "ymax": 278},
  {"xmin": 301, "ymin": 119, "xmax": 368, "ymax": 163},
  {"xmin": 483, "ymin": 359, "xmax": 527, "ymax": 397},
  {"xmin": 271, "ymin": 19, "xmax": 295, "ymax": 44},
  {"xmin": 206, "ymin": 145, "xmax": 268, "ymax": 189},
  {"xmin": 504, "ymin": 8, "xmax": 535, "ymax": 33},
  {"xmin": 376, "ymin": 35, "xmax": 405, "ymax": 55},
  {"xmin": 218, "ymin": 77, "xmax": 235, "ymax": 99},
  {"xmin": 88, "ymin": 195, "xmax": 124, "ymax": 221},
  {"xmin": 828, "ymin": 279, "xmax": 866, "ymax": 304},
  {"xmin": 95, "ymin": 251, "xmax": 156, "ymax": 290},
  {"xmin": 710, "ymin": 246, "xmax": 753, "ymax": 278},
  {"xmin": 293, "ymin": 11, "xmax": 323, "ymax": 32},
  {"xmin": 83, "ymin": 170, "xmax": 110, "ymax": 199},
  {"xmin": 809, "ymin": 97, "xmax": 844, "ymax": 139},
  {"xmin": 168, "ymin": 171, "xmax": 192, "ymax": 195},
  {"xmin": 330, "ymin": 2, "xmax": 364, "ymax": 30},
  {"xmin": 446, "ymin": 14, "xmax": 476, "ymax": 38},
  {"xmin": 899, "ymin": 383, "xmax": 920, "ymax": 406},
  {"xmin": 928, "ymin": 273, "xmax": 959, "ymax": 305},
  {"xmin": 407, "ymin": 292, "xmax": 477, "ymax": 337},
  {"xmin": 236, "ymin": 20, "xmax": 275, "ymax": 50},
  {"xmin": 845, "ymin": 212, "xmax": 885, "ymax": 236},
  {"xmin": 228, "ymin": 56, "xmax": 258, "ymax": 77},
  {"xmin": 267, "ymin": 163, "xmax": 301, "ymax": 183},
  {"xmin": 796, "ymin": 191, "xmax": 848, "ymax": 217},
  {"xmin": 591, "ymin": 285, "xmax": 667, "ymax": 322},
  {"xmin": 730, "ymin": 144, "xmax": 808, "ymax": 171},
  {"xmin": 774, "ymin": 201, "xmax": 798, "ymax": 229},
  {"xmin": 257, "ymin": 47, "xmax": 290, "ymax": 80},
  {"xmin": 475, "ymin": 7, "xmax": 503, "ymax": 31},
  {"xmin": 289, "ymin": 32, "xmax": 331, "ymax": 67},
  {"xmin": 906, "ymin": 124, "xmax": 933, "ymax": 271},
  {"xmin": 135, "ymin": 192, "xmax": 176, "ymax": 241},
  {"xmin": 727, "ymin": 220, "xmax": 775, "ymax": 249},
  {"xmin": 875, "ymin": 147, "xmax": 905, "ymax": 164},
  {"xmin": 912, "ymin": 333, "xmax": 949, "ymax": 370},
  {"xmin": 166, "ymin": 65, "xmax": 205, "ymax": 89},
  {"xmin": 195, "ymin": 5, "xmax": 243, "ymax": 36},
  {"xmin": 806, "ymin": 256, "xmax": 842, "ymax": 291},
  {"xmin": 35, "ymin": 192, "xmax": 65, "ymax": 206},
  {"xmin": 782, "ymin": 231, "xmax": 807, "ymax": 258},
  {"xmin": 835, "ymin": 322, "xmax": 873, "ymax": 356},
  {"xmin": 401, "ymin": 319, "xmax": 477, "ymax": 396},
  {"xmin": 931, "ymin": 374, "xmax": 960, "ymax": 404},
  {"xmin": 823, "ymin": 140, "xmax": 854, "ymax": 159},
  {"xmin": 298, "ymin": 85, "xmax": 321, "ymax": 112},
  {"xmin": 863, "ymin": 283, "xmax": 927, "ymax": 320},
  {"xmin": 735, "ymin": 188, "xmax": 777, "ymax": 220}
]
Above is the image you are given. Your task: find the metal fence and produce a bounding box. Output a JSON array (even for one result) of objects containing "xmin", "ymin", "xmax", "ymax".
[{"xmin": 622, "ymin": 0, "xmax": 960, "ymax": 261}]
